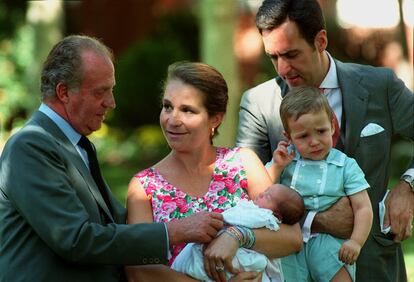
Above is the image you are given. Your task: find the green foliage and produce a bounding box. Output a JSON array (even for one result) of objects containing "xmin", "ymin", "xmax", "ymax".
[
  {"xmin": 0, "ymin": 0, "xmax": 27, "ymax": 41},
  {"xmin": 96, "ymin": 124, "xmax": 170, "ymax": 203},
  {"xmin": 110, "ymin": 11, "xmax": 199, "ymax": 129},
  {"xmin": 0, "ymin": 24, "xmax": 37, "ymax": 133}
]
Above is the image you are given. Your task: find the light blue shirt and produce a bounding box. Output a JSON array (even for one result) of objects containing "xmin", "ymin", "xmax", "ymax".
[{"xmin": 280, "ymin": 147, "xmax": 370, "ymax": 212}]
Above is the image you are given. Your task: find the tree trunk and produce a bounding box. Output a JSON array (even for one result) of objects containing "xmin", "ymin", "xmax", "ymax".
[{"xmin": 199, "ymin": 0, "xmax": 240, "ymax": 147}]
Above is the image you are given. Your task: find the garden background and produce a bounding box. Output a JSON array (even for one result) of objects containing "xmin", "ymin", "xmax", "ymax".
[{"xmin": 0, "ymin": 0, "xmax": 413, "ymax": 279}]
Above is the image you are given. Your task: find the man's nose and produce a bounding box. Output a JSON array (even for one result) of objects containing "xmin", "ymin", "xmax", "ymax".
[
  {"xmin": 104, "ymin": 92, "xmax": 116, "ymax": 109},
  {"xmin": 277, "ymin": 58, "xmax": 291, "ymax": 76}
]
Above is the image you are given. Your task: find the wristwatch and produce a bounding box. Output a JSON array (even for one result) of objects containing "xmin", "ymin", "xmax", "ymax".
[{"xmin": 401, "ymin": 174, "xmax": 414, "ymax": 192}]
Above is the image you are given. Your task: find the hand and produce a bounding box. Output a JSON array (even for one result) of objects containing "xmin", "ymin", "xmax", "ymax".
[
  {"xmin": 166, "ymin": 211, "xmax": 224, "ymax": 245},
  {"xmin": 272, "ymin": 141, "xmax": 294, "ymax": 168},
  {"xmin": 229, "ymin": 271, "xmax": 263, "ymax": 282},
  {"xmin": 203, "ymin": 231, "xmax": 239, "ymax": 282},
  {"xmin": 338, "ymin": 239, "xmax": 361, "ymax": 265},
  {"xmin": 312, "ymin": 197, "xmax": 354, "ymax": 238},
  {"xmin": 383, "ymin": 181, "xmax": 414, "ymax": 242}
]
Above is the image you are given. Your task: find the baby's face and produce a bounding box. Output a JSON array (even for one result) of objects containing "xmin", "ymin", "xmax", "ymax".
[{"xmin": 253, "ymin": 188, "xmax": 278, "ymax": 211}]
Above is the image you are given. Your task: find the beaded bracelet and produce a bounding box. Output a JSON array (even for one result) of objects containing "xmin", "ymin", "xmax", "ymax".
[
  {"xmin": 218, "ymin": 225, "xmax": 256, "ymax": 249},
  {"xmin": 225, "ymin": 226, "xmax": 243, "ymax": 246},
  {"xmin": 234, "ymin": 226, "xmax": 255, "ymax": 249}
]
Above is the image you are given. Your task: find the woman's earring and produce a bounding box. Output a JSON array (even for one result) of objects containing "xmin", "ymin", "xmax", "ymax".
[{"xmin": 211, "ymin": 127, "xmax": 215, "ymax": 138}]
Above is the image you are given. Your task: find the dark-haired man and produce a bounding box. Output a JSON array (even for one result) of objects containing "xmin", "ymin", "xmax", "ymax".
[{"xmin": 237, "ymin": 0, "xmax": 413, "ymax": 281}]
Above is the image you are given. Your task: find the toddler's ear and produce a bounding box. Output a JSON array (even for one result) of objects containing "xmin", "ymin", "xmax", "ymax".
[
  {"xmin": 331, "ymin": 119, "xmax": 336, "ymax": 136},
  {"xmin": 283, "ymin": 130, "xmax": 290, "ymax": 140}
]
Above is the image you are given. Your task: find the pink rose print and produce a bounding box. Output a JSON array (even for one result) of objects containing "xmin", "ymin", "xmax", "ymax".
[
  {"xmin": 239, "ymin": 179, "xmax": 248, "ymax": 189},
  {"xmin": 227, "ymin": 185, "xmax": 237, "ymax": 194},
  {"xmin": 163, "ymin": 184, "xmax": 174, "ymax": 192},
  {"xmin": 175, "ymin": 198, "xmax": 187, "ymax": 208},
  {"xmin": 175, "ymin": 190, "xmax": 186, "ymax": 198},
  {"xmin": 218, "ymin": 196, "xmax": 227, "ymax": 205},
  {"xmin": 179, "ymin": 205, "xmax": 189, "ymax": 213},
  {"xmin": 213, "ymin": 174, "xmax": 224, "ymax": 182},
  {"xmin": 161, "ymin": 201, "xmax": 176, "ymax": 213},
  {"xmin": 157, "ymin": 194, "xmax": 172, "ymax": 202},
  {"xmin": 210, "ymin": 181, "xmax": 225, "ymax": 192},
  {"xmin": 224, "ymin": 178, "xmax": 234, "ymax": 188}
]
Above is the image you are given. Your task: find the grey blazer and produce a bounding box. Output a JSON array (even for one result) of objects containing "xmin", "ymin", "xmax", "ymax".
[
  {"xmin": 0, "ymin": 111, "xmax": 168, "ymax": 281},
  {"xmin": 236, "ymin": 60, "xmax": 414, "ymax": 282}
]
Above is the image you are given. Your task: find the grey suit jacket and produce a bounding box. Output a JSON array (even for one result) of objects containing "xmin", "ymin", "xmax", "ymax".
[
  {"xmin": 0, "ymin": 111, "xmax": 168, "ymax": 281},
  {"xmin": 236, "ymin": 60, "xmax": 414, "ymax": 282}
]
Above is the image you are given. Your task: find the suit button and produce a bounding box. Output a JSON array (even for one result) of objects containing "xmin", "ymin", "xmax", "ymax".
[
  {"xmin": 149, "ymin": 258, "xmax": 154, "ymax": 263},
  {"xmin": 155, "ymin": 258, "xmax": 160, "ymax": 263},
  {"xmin": 143, "ymin": 258, "xmax": 147, "ymax": 264}
]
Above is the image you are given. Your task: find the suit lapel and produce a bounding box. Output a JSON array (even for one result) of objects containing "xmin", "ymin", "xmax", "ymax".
[
  {"xmin": 335, "ymin": 60, "xmax": 370, "ymax": 155},
  {"xmin": 31, "ymin": 111, "xmax": 114, "ymax": 222}
]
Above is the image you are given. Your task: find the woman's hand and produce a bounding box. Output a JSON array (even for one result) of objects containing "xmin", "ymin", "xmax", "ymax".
[{"xmin": 203, "ymin": 232, "xmax": 239, "ymax": 282}]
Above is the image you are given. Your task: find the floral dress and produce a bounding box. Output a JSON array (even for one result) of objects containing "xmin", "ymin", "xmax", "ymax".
[{"xmin": 135, "ymin": 147, "xmax": 250, "ymax": 265}]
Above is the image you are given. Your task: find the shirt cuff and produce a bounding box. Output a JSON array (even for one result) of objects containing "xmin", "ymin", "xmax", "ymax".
[
  {"xmin": 402, "ymin": 168, "xmax": 414, "ymax": 178},
  {"xmin": 163, "ymin": 223, "xmax": 172, "ymax": 260},
  {"xmin": 265, "ymin": 159, "xmax": 274, "ymax": 169},
  {"xmin": 302, "ymin": 211, "xmax": 317, "ymax": 243}
]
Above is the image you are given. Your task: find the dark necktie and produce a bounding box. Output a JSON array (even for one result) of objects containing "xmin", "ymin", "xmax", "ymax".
[
  {"xmin": 78, "ymin": 136, "xmax": 112, "ymax": 214},
  {"xmin": 319, "ymin": 88, "xmax": 341, "ymax": 148}
]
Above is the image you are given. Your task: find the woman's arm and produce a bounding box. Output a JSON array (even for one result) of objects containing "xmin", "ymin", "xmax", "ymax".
[
  {"xmin": 252, "ymin": 223, "xmax": 302, "ymax": 258},
  {"xmin": 126, "ymin": 177, "xmax": 154, "ymax": 224},
  {"xmin": 239, "ymin": 147, "xmax": 272, "ymax": 198}
]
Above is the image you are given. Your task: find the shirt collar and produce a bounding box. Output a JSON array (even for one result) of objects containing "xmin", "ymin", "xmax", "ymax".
[
  {"xmin": 319, "ymin": 52, "xmax": 339, "ymax": 89},
  {"xmin": 39, "ymin": 103, "xmax": 82, "ymax": 146},
  {"xmin": 291, "ymin": 145, "xmax": 345, "ymax": 166}
]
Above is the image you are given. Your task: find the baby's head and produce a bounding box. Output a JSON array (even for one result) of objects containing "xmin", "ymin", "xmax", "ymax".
[{"xmin": 253, "ymin": 184, "xmax": 305, "ymax": 225}]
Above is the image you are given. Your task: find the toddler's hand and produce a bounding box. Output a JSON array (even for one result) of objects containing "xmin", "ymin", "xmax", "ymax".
[
  {"xmin": 338, "ymin": 239, "xmax": 361, "ymax": 265},
  {"xmin": 272, "ymin": 141, "xmax": 294, "ymax": 168}
]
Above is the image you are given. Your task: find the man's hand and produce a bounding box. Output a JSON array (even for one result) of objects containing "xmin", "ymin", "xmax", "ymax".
[
  {"xmin": 384, "ymin": 181, "xmax": 414, "ymax": 242},
  {"xmin": 312, "ymin": 197, "xmax": 354, "ymax": 238},
  {"xmin": 166, "ymin": 212, "xmax": 224, "ymax": 245}
]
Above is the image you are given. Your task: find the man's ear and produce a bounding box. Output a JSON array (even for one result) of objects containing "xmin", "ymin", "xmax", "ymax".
[
  {"xmin": 314, "ymin": 29, "xmax": 328, "ymax": 53},
  {"xmin": 55, "ymin": 82, "xmax": 69, "ymax": 103}
]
